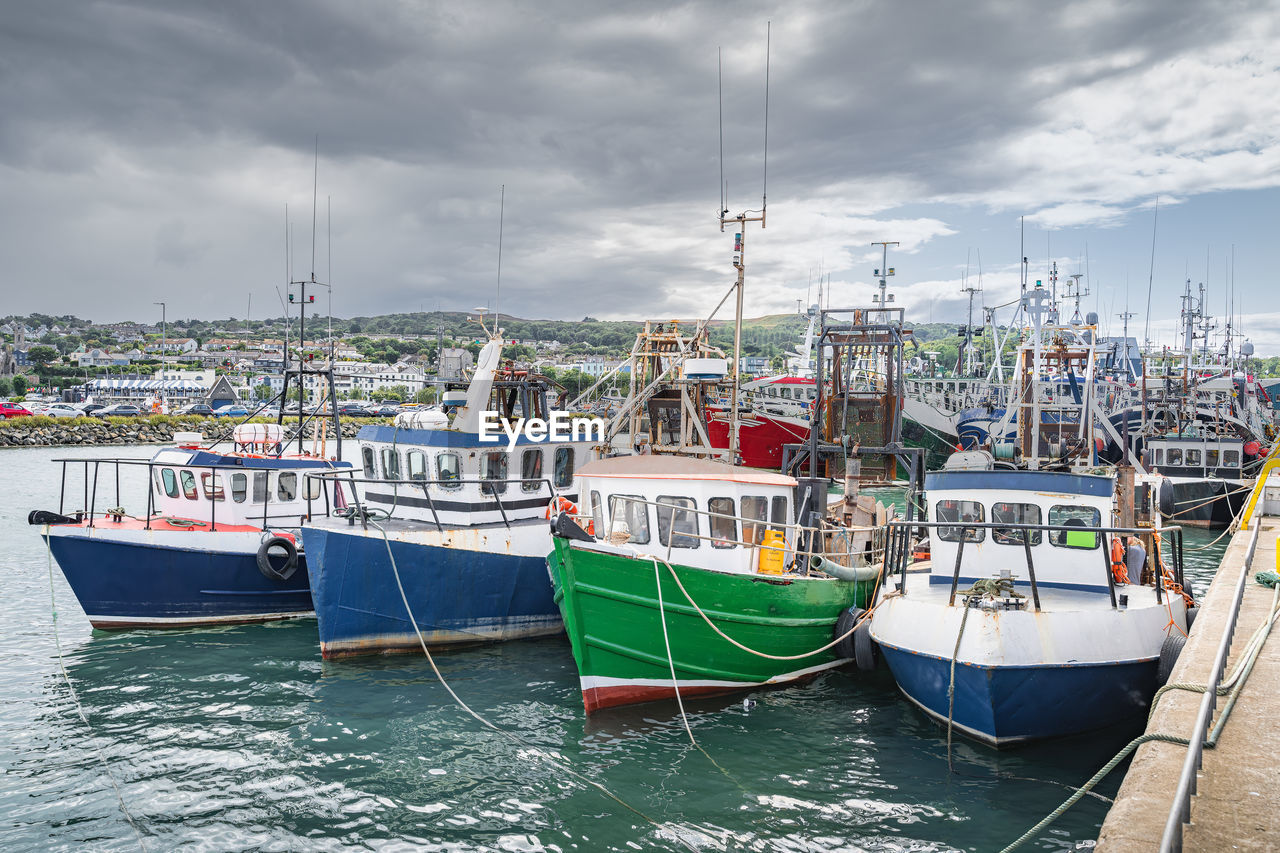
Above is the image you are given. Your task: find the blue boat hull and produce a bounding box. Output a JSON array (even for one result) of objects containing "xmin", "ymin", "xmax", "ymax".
[
  {"xmin": 45, "ymin": 533, "xmax": 313, "ymax": 628},
  {"xmin": 877, "ymin": 641, "xmax": 1157, "ymax": 747},
  {"xmin": 300, "ymin": 525, "xmax": 564, "ymax": 659}
]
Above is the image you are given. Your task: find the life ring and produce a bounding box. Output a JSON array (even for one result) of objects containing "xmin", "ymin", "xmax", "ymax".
[
  {"xmin": 1110, "ymin": 536, "xmax": 1129, "ymax": 585},
  {"xmin": 545, "ymin": 496, "xmax": 593, "ymax": 536},
  {"xmin": 257, "ymin": 535, "xmax": 299, "ymax": 581}
]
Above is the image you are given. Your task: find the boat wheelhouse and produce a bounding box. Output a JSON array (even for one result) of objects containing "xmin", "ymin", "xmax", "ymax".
[
  {"xmin": 1146, "ymin": 432, "xmax": 1255, "ymax": 528},
  {"xmin": 31, "ymin": 423, "xmax": 352, "ymax": 628},
  {"xmin": 299, "ymin": 332, "xmax": 598, "ymax": 659},
  {"xmin": 549, "ymin": 455, "xmax": 880, "ymax": 714},
  {"xmin": 869, "ymin": 465, "xmax": 1191, "ymax": 747}
]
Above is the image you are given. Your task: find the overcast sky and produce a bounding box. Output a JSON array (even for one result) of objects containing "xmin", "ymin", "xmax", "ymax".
[{"xmin": 3, "ymin": 1, "xmax": 1279, "ymax": 350}]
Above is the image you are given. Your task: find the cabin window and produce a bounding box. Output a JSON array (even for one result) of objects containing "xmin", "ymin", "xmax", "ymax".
[
  {"xmin": 362, "ymin": 446, "xmax": 376, "ymax": 478},
  {"xmin": 521, "ymin": 448, "xmax": 544, "ymax": 493},
  {"xmin": 1223, "ymin": 449, "xmax": 1240, "ymax": 467},
  {"xmin": 608, "ymin": 495, "xmax": 651, "ymax": 544},
  {"xmin": 935, "ymin": 499, "xmax": 985, "ymax": 543},
  {"xmin": 381, "ymin": 449, "xmax": 401, "ymax": 481},
  {"xmin": 554, "ymin": 447, "xmax": 575, "ymax": 488},
  {"xmin": 277, "ymin": 472, "xmax": 297, "ymax": 502},
  {"xmin": 304, "ymin": 474, "xmax": 323, "ymax": 501},
  {"xmin": 991, "ymin": 502, "xmax": 1041, "ymax": 546},
  {"xmin": 708, "ymin": 497, "xmax": 737, "ymax": 548},
  {"xmin": 230, "ymin": 473, "xmax": 248, "ymax": 503},
  {"xmin": 1153, "ymin": 448, "xmax": 1163, "ymax": 465},
  {"xmin": 1185, "ymin": 449, "xmax": 1202, "ymax": 467},
  {"xmin": 770, "ymin": 496, "xmax": 789, "ymax": 531},
  {"xmin": 437, "ymin": 453, "xmax": 462, "ymax": 489},
  {"xmin": 741, "ymin": 496, "xmax": 768, "ymax": 544},
  {"xmin": 407, "ymin": 450, "xmax": 428, "ymax": 481},
  {"xmin": 1048, "ymin": 505, "xmax": 1101, "ymax": 549},
  {"xmin": 201, "ymin": 472, "xmax": 225, "ymax": 501},
  {"xmin": 180, "ymin": 470, "xmax": 198, "ymax": 500},
  {"xmin": 161, "ymin": 468, "xmax": 179, "ymax": 498},
  {"xmin": 656, "ymin": 496, "xmax": 699, "ymax": 549},
  {"xmin": 1206, "ymin": 449, "xmax": 1220, "ymax": 468},
  {"xmin": 481, "ymin": 451, "xmax": 508, "ymax": 495},
  {"xmin": 252, "ymin": 471, "xmax": 269, "ymax": 503},
  {"xmin": 1166, "ymin": 448, "xmax": 1183, "ymax": 466},
  {"xmin": 590, "ymin": 491, "xmax": 604, "ymax": 540}
]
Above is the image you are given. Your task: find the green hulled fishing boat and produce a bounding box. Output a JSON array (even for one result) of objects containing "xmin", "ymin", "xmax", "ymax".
[{"xmin": 547, "ymin": 455, "xmax": 879, "ymax": 714}]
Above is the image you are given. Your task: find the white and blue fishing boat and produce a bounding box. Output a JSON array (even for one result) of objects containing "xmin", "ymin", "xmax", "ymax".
[
  {"xmin": 870, "ymin": 457, "xmax": 1192, "ymax": 747},
  {"xmin": 299, "ymin": 330, "xmax": 599, "ymax": 659},
  {"xmin": 31, "ymin": 422, "xmax": 353, "ymax": 628}
]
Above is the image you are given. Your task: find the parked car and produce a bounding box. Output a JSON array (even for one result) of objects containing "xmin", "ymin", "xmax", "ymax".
[
  {"xmin": 0, "ymin": 402, "xmax": 33, "ymax": 419},
  {"xmin": 371, "ymin": 404, "xmax": 402, "ymax": 417},
  {"xmin": 177, "ymin": 403, "xmax": 215, "ymax": 417},
  {"xmin": 91, "ymin": 404, "xmax": 144, "ymax": 418},
  {"xmin": 79, "ymin": 403, "xmax": 106, "ymax": 416},
  {"xmin": 43, "ymin": 404, "xmax": 86, "ymax": 418},
  {"xmin": 337, "ymin": 402, "xmax": 372, "ymax": 417},
  {"xmin": 217, "ymin": 406, "xmax": 250, "ymax": 418}
]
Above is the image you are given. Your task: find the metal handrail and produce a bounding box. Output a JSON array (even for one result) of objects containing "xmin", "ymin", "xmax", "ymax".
[
  {"xmin": 1158, "ymin": 520, "xmax": 1260, "ymax": 852},
  {"xmin": 885, "ymin": 519, "xmax": 1184, "ymax": 606}
]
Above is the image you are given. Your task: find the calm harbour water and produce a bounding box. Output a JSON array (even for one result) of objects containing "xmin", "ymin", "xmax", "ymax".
[{"xmin": 0, "ymin": 444, "xmax": 1228, "ymax": 852}]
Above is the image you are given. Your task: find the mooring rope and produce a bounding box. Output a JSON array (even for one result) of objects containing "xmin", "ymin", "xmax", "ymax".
[
  {"xmin": 998, "ymin": 559, "xmax": 1280, "ymax": 852},
  {"xmin": 45, "ymin": 534, "xmax": 149, "ymax": 851},
  {"xmin": 369, "ymin": 521, "xmax": 703, "ymax": 853}
]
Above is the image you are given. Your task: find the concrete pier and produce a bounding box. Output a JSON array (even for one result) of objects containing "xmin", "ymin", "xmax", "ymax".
[{"xmin": 1096, "ymin": 517, "xmax": 1280, "ymax": 851}]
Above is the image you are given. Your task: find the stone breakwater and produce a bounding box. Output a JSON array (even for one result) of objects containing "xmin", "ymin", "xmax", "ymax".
[{"xmin": 0, "ymin": 417, "xmax": 376, "ymax": 448}]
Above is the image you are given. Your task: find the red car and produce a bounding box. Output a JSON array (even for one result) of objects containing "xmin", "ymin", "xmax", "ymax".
[{"xmin": 0, "ymin": 402, "xmax": 33, "ymax": 419}]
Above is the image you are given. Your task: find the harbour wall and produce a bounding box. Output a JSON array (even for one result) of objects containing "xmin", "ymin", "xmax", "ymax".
[{"xmin": 0, "ymin": 416, "xmax": 375, "ymax": 447}]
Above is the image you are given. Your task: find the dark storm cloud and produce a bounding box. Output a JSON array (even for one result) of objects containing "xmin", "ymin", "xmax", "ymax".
[{"xmin": 1, "ymin": 0, "xmax": 1276, "ymax": 324}]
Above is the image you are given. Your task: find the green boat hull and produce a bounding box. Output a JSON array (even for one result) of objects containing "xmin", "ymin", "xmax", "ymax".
[{"xmin": 548, "ymin": 538, "xmax": 875, "ymax": 713}]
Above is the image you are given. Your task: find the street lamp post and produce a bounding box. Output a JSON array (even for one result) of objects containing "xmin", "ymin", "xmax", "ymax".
[{"xmin": 153, "ymin": 302, "xmax": 167, "ymax": 366}]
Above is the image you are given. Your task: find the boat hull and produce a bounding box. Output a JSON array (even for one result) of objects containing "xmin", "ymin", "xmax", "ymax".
[
  {"xmin": 876, "ymin": 642, "xmax": 1157, "ymax": 747},
  {"xmin": 300, "ymin": 519, "xmax": 564, "ymax": 659},
  {"xmin": 1165, "ymin": 477, "xmax": 1248, "ymax": 529},
  {"xmin": 706, "ymin": 411, "xmax": 810, "ymax": 470},
  {"xmin": 548, "ymin": 537, "xmax": 872, "ymax": 714},
  {"xmin": 42, "ymin": 523, "xmax": 313, "ymax": 629}
]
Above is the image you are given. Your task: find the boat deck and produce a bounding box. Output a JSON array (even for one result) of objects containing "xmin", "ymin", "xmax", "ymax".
[{"xmin": 1096, "ymin": 518, "xmax": 1280, "ymax": 850}]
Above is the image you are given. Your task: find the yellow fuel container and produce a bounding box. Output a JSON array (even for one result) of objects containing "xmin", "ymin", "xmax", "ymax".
[{"xmin": 757, "ymin": 530, "xmax": 786, "ymax": 574}]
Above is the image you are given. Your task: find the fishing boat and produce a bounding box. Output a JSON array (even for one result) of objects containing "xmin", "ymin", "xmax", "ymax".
[
  {"xmin": 547, "ymin": 454, "xmax": 880, "ymax": 713},
  {"xmin": 30, "ymin": 422, "xmax": 351, "ymax": 628},
  {"xmin": 869, "ymin": 457, "xmax": 1192, "ymax": 746},
  {"xmin": 298, "ymin": 327, "xmax": 598, "ymax": 659}
]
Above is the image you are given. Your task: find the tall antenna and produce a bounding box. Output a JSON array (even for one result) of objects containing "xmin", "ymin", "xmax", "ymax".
[
  {"xmin": 1143, "ymin": 195, "xmax": 1159, "ymax": 346},
  {"xmin": 718, "ymin": 48, "xmax": 726, "ymax": 218},
  {"xmin": 311, "ymin": 135, "xmax": 319, "ymax": 278},
  {"xmin": 762, "ymin": 21, "xmax": 770, "ymax": 214},
  {"xmin": 495, "ymin": 184, "xmax": 505, "ymax": 329}
]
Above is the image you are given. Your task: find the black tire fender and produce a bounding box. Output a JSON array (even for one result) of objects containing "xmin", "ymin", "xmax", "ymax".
[
  {"xmin": 257, "ymin": 535, "xmax": 299, "ymax": 581},
  {"xmin": 1157, "ymin": 632, "xmax": 1186, "ymax": 686},
  {"xmin": 853, "ymin": 618, "xmax": 878, "ymax": 672},
  {"xmin": 834, "ymin": 606, "xmax": 865, "ymax": 661}
]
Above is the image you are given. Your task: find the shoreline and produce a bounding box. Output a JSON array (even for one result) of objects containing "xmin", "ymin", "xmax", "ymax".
[{"xmin": 0, "ymin": 416, "xmax": 378, "ymax": 448}]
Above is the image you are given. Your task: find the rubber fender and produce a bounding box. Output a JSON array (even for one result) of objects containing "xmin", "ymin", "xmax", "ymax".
[
  {"xmin": 1185, "ymin": 607, "xmax": 1198, "ymax": 632},
  {"xmin": 833, "ymin": 606, "xmax": 865, "ymax": 661},
  {"xmin": 853, "ymin": 618, "xmax": 877, "ymax": 672},
  {"xmin": 1157, "ymin": 479, "xmax": 1175, "ymax": 517},
  {"xmin": 1157, "ymin": 632, "xmax": 1186, "ymax": 686},
  {"xmin": 256, "ymin": 536, "xmax": 299, "ymax": 582}
]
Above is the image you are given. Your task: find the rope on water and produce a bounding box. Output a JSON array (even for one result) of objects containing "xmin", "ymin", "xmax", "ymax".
[
  {"xmin": 45, "ymin": 534, "xmax": 149, "ymax": 851},
  {"xmin": 370, "ymin": 521, "xmax": 702, "ymax": 853},
  {"xmin": 1000, "ymin": 562, "xmax": 1280, "ymax": 852}
]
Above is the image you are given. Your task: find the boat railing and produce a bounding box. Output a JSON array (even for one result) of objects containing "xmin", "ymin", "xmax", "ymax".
[
  {"xmin": 301, "ymin": 469, "xmax": 564, "ymax": 533},
  {"xmin": 50, "ymin": 456, "xmax": 345, "ymax": 534},
  {"xmin": 584, "ymin": 494, "xmax": 887, "ymax": 572},
  {"xmin": 1159, "ymin": 520, "xmax": 1259, "ymax": 852},
  {"xmin": 883, "ymin": 519, "xmax": 1185, "ymax": 612}
]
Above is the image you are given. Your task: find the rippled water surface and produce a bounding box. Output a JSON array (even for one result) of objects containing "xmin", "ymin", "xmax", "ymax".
[{"xmin": 1, "ymin": 446, "xmax": 1228, "ymax": 851}]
